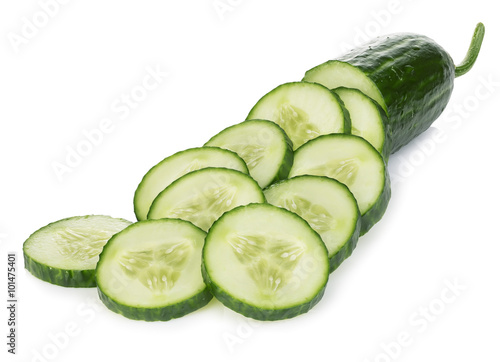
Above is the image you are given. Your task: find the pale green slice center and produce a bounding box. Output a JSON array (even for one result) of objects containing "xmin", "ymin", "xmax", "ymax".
[
  {"xmin": 56, "ymin": 228, "xmax": 113, "ymax": 261},
  {"xmin": 230, "ymin": 143, "xmax": 266, "ymax": 170},
  {"xmin": 274, "ymin": 103, "xmax": 320, "ymax": 148},
  {"xmin": 281, "ymin": 196, "xmax": 335, "ymax": 233},
  {"xmin": 167, "ymin": 184, "xmax": 237, "ymax": 231},
  {"xmin": 227, "ymin": 232, "xmax": 304, "ymax": 298},
  {"xmin": 118, "ymin": 241, "xmax": 192, "ymax": 295},
  {"xmin": 302, "ymin": 158, "xmax": 359, "ymax": 187}
]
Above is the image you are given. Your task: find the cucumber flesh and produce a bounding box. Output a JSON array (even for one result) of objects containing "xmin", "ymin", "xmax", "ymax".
[
  {"xmin": 303, "ymin": 61, "xmax": 387, "ymax": 112},
  {"xmin": 134, "ymin": 147, "xmax": 249, "ymax": 221},
  {"xmin": 147, "ymin": 167, "xmax": 265, "ymax": 232},
  {"xmin": 289, "ymin": 134, "xmax": 390, "ymax": 234},
  {"xmin": 333, "ymin": 87, "xmax": 389, "ymax": 159},
  {"xmin": 23, "ymin": 215, "xmax": 131, "ymax": 287},
  {"xmin": 264, "ymin": 175, "xmax": 361, "ymax": 272},
  {"xmin": 246, "ymin": 81, "xmax": 350, "ymax": 150},
  {"xmin": 205, "ymin": 119, "xmax": 293, "ymax": 188},
  {"xmin": 202, "ymin": 203, "xmax": 329, "ymax": 321},
  {"xmin": 96, "ymin": 219, "xmax": 212, "ymax": 321}
]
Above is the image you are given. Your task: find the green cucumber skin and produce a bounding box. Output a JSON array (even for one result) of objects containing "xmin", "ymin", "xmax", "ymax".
[
  {"xmin": 308, "ymin": 34, "xmax": 455, "ymax": 153},
  {"xmin": 291, "ymin": 134, "xmax": 391, "ymax": 235},
  {"xmin": 276, "ymin": 134, "xmax": 295, "ymax": 181},
  {"xmin": 359, "ymin": 164, "xmax": 391, "ymax": 235},
  {"xmin": 96, "ymin": 218, "xmax": 213, "ymax": 321},
  {"xmin": 372, "ymin": 100, "xmax": 390, "ymax": 161},
  {"xmin": 201, "ymin": 260, "xmax": 326, "ymax": 321},
  {"xmin": 263, "ymin": 175, "xmax": 361, "ymax": 273},
  {"xmin": 97, "ymin": 285, "xmax": 212, "ymax": 322},
  {"xmin": 333, "ymin": 86, "xmax": 391, "ymax": 161},
  {"xmin": 270, "ymin": 123, "xmax": 295, "ymax": 183},
  {"xmin": 23, "ymin": 215, "xmax": 132, "ymax": 288},
  {"xmin": 24, "ymin": 253, "xmax": 96, "ymax": 288},
  {"xmin": 330, "ymin": 90, "xmax": 352, "ymax": 135},
  {"xmin": 204, "ymin": 119, "xmax": 294, "ymax": 186},
  {"xmin": 202, "ymin": 203, "xmax": 329, "ymax": 321},
  {"xmin": 329, "ymin": 213, "xmax": 361, "ymax": 272},
  {"xmin": 133, "ymin": 147, "xmax": 249, "ymax": 221}
]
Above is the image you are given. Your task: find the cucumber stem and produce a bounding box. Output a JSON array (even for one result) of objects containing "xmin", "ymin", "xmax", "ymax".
[{"xmin": 455, "ymin": 22, "xmax": 485, "ymax": 78}]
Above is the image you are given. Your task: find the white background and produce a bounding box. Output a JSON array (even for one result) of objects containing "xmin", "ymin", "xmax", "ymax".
[{"xmin": 1, "ymin": 0, "xmax": 499, "ymax": 361}]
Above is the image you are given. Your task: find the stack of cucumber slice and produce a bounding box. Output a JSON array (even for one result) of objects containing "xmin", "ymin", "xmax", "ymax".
[{"xmin": 23, "ymin": 23, "xmax": 484, "ymax": 322}]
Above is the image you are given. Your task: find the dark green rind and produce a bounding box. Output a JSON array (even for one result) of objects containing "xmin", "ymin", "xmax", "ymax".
[
  {"xmin": 275, "ymin": 130, "xmax": 295, "ymax": 183},
  {"xmin": 335, "ymin": 34, "xmax": 454, "ymax": 153},
  {"xmin": 204, "ymin": 119, "xmax": 294, "ymax": 187},
  {"xmin": 263, "ymin": 175, "xmax": 361, "ymax": 273},
  {"xmin": 291, "ymin": 134, "xmax": 391, "ymax": 235},
  {"xmin": 202, "ymin": 261, "xmax": 326, "ymax": 321},
  {"xmin": 305, "ymin": 34, "xmax": 455, "ymax": 153},
  {"xmin": 333, "ymin": 86, "xmax": 391, "ymax": 161},
  {"xmin": 373, "ymin": 101, "xmax": 391, "ymax": 161},
  {"xmin": 96, "ymin": 218, "xmax": 213, "ymax": 321},
  {"xmin": 329, "ymin": 208, "xmax": 361, "ymax": 272},
  {"xmin": 97, "ymin": 284, "xmax": 212, "ymax": 322},
  {"xmin": 359, "ymin": 163, "xmax": 391, "ymax": 235},
  {"xmin": 246, "ymin": 81, "xmax": 351, "ymax": 147},
  {"xmin": 23, "ymin": 215, "xmax": 132, "ymax": 288},
  {"xmin": 147, "ymin": 167, "xmax": 266, "ymax": 220},
  {"xmin": 133, "ymin": 147, "xmax": 249, "ymax": 221},
  {"xmin": 202, "ymin": 203, "xmax": 329, "ymax": 321},
  {"xmin": 329, "ymin": 90, "xmax": 352, "ymax": 135},
  {"xmin": 24, "ymin": 252, "xmax": 97, "ymax": 288}
]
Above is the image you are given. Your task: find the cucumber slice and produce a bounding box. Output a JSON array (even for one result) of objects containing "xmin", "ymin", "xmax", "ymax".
[
  {"xmin": 147, "ymin": 168, "xmax": 265, "ymax": 232},
  {"xmin": 23, "ymin": 215, "xmax": 131, "ymax": 287},
  {"xmin": 246, "ymin": 81, "xmax": 350, "ymax": 150},
  {"xmin": 303, "ymin": 60, "xmax": 387, "ymax": 113},
  {"xmin": 134, "ymin": 147, "xmax": 249, "ymax": 221},
  {"xmin": 96, "ymin": 219, "xmax": 212, "ymax": 321},
  {"xmin": 205, "ymin": 119, "xmax": 293, "ymax": 188},
  {"xmin": 264, "ymin": 175, "xmax": 361, "ymax": 272},
  {"xmin": 202, "ymin": 203, "xmax": 329, "ymax": 321},
  {"xmin": 333, "ymin": 87, "xmax": 390, "ymax": 160},
  {"xmin": 288, "ymin": 134, "xmax": 390, "ymax": 234}
]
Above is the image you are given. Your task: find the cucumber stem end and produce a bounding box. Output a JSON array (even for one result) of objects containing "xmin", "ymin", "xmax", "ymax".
[{"xmin": 455, "ymin": 22, "xmax": 485, "ymax": 78}]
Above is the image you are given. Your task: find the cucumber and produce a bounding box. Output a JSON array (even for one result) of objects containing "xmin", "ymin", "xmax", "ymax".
[
  {"xmin": 134, "ymin": 147, "xmax": 249, "ymax": 221},
  {"xmin": 332, "ymin": 87, "xmax": 389, "ymax": 160},
  {"xmin": 96, "ymin": 219, "xmax": 212, "ymax": 321},
  {"xmin": 288, "ymin": 134, "xmax": 390, "ymax": 234},
  {"xmin": 202, "ymin": 203, "xmax": 329, "ymax": 321},
  {"xmin": 303, "ymin": 23, "xmax": 485, "ymax": 153},
  {"xmin": 205, "ymin": 119, "xmax": 293, "ymax": 188},
  {"xmin": 264, "ymin": 175, "xmax": 361, "ymax": 272},
  {"xmin": 23, "ymin": 215, "xmax": 131, "ymax": 287},
  {"xmin": 246, "ymin": 81, "xmax": 350, "ymax": 150},
  {"xmin": 147, "ymin": 167, "xmax": 265, "ymax": 231}
]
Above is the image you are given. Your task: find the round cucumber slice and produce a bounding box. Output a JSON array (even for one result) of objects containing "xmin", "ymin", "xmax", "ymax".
[
  {"xmin": 289, "ymin": 134, "xmax": 390, "ymax": 234},
  {"xmin": 246, "ymin": 81, "xmax": 350, "ymax": 150},
  {"xmin": 202, "ymin": 203, "xmax": 329, "ymax": 321},
  {"xmin": 205, "ymin": 119, "xmax": 293, "ymax": 188},
  {"xmin": 147, "ymin": 168, "xmax": 265, "ymax": 232},
  {"xmin": 96, "ymin": 219, "xmax": 212, "ymax": 321},
  {"xmin": 134, "ymin": 147, "xmax": 249, "ymax": 221},
  {"xmin": 333, "ymin": 87, "xmax": 390, "ymax": 159},
  {"xmin": 303, "ymin": 60, "xmax": 387, "ymax": 113},
  {"xmin": 23, "ymin": 215, "xmax": 132, "ymax": 287},
  {"xmin": 264, "ymin": 175, "xmax": 361, "ymax": 272}
]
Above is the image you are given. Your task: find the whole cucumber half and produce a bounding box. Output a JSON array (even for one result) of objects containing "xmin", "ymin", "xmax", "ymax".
[{"xmin": 304, "ymin": 23, "xmax": 485, "ymax": 153}]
